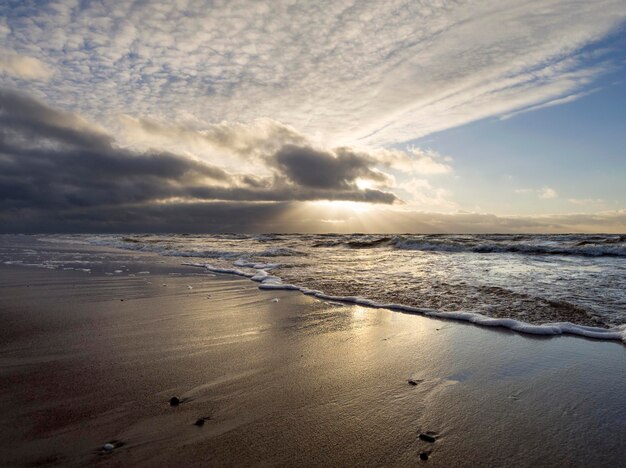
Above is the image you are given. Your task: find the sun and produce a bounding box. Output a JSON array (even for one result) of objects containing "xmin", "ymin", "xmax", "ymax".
[{"xmin": 309, "ymin": 200, "xmax": 373, "ymax": 213}]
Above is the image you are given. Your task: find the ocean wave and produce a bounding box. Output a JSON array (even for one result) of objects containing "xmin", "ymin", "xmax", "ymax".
[
  {"xmin": 346, "ymin": 236, "xmax": 395, "ymax": 248},
  {"xmin": 312, "ymin": 240, "xmax": 343, "ymax": 247},
  {"xmin": 393, "ymin": 238, "xmax": 626, "ymax": 257},
  {"xmin": 258, "ymin": 247, "xmax": 304, "ymax": 257},
  {"xmin": 308, "ymin": 234, "xmax": 626, "ymax": 257},
  {"xmin": 76, "ymin": 236, "xmax": 305, "ymax": 260},
  {"xmin": 82, "ymin": 237, "xmax": 242, "ymax": 259}
]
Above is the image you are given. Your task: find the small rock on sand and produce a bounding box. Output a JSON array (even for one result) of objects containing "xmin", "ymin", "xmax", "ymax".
[
  {"xmin": 102, "ymin": 441, "xmax": 124, "ymax": 452},
  {"xmin": 194, "ymin": 418, "xmax": 206, "ymax": 427},
  {"xmin": 169, "ymin": 396, "xmax": 180, "ymax": 406},
  {"xmin": 408, "ymin": 379, "xmax": 418, "ymax": 386},
  {"xmin": 419, "ymin": 452, "xmax": 429, "ymax": 460}
]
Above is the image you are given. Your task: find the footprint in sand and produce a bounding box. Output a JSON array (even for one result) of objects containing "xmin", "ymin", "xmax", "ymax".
[
  {"xmin": 418, "ymin": 433, "xmax": 438, "ymax": 443},
  {"xmin": 193, "ymin": 416, "xmax": 211, "ymax": 427},
  {"xmin": 408, "ymin": 378, "xmax": 424, "ymax": 386}
]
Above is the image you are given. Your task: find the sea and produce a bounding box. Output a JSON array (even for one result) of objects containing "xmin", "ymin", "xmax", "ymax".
[{"xmin": 1, "ymin": 233, "xmax": 625, "ymax": 342}]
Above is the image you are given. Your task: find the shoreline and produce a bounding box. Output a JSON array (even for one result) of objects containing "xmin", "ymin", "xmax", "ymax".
[
  {"xmin": 1, "ymin": 247, "xmax": 625, "ymax": 466},
  {"xmin": 184, "ymin": 262, "xmax": 626, "ymax": 344}
]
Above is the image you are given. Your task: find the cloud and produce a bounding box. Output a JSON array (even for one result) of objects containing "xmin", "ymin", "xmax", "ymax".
[
  {"xmin": 272, "ymin": 145, "xmax": 391, "ymax": 190},
  {"xmin": 0, "ymin": 53, "xmax": 53, "ymax": 80},
  {"xmin": 0, "ymin": 1, "xmax": 624, "ymax": 146},
  {"xmin": 119, "ymin": 116, "xmax": 307, "ymax": 164},
  {"xmin": 499, "ymin": 88, "xmax": 600, "ymax": 120},
  {"xmin": 0, "ymin": 89, "xmax": 398, "ymax": 229},
  {"xmin": 0, "ymin": 86, "xmax": 620, "ymax": 234},
  {"xmin": 406, "ymin": 148, "xmax": 452, "ymax": 174},
  {"xmin": 119, "ymin": 115, "xmax": 453, "ymax": 179},
  {"xmin": 398, "ymin": 178, "xmax": 458, "ymax": 211},
  {"xmin": 515, "ymin": 187, "xmax": 558, "ymax": 199},
  {"xmin": 299, "ymin": 207, "xmax": 626, "ymax": 234},
  {"xmin": 0, "ymin": 201, "xmax": 294, "ymax": 234},
  {"xmin": 539, "ymin": 187, "xmax": 558, "ymax": 199},
  {"xmin": 568, "ymin": 198, "xmax": 605, "ymax": 206}
]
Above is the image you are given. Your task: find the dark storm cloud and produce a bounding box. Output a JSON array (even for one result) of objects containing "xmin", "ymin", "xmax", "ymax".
[
  {"xmin": 272, "ymin": 145, "xmax": 390, "ymax": 190},
  {"xmin": 0, "ymin": 89, "xmax": 397, "ymax": 231},
  {"xmin": 0, "ymin": 201, "xmax": 293, "ymax": 234},
  {"xmin": 0, "ymin": 92, "xmax": 231, "ymax": 210},
  {"xmin": 0, "ymin": 89, "xmax": 114, "ymax": 150}
]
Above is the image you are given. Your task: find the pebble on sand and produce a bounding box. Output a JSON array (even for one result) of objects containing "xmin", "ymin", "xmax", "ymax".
[
  {"xmin": 419, "ymin": 452, "xmax": 429, "ymax": 460},
  {"xmin": 418, "ymin": 433, "xmax": 436, "ymax": 443},
  {"xmin": 408, "ymin": 379, "xmax": 419, "ymax": 386},
  {"xmin": 187, "ymin": 285, "xmax": 193, "ymax": 289},
  {"xmin": 194, "ymin": 418, "xmax": 206, "ymax": 427},
  {"xmin": 170, "ymin": 396, "xmax": 180, "ymax": 406},
  {"xmin": 102, "ymin": 443, "xmax": 115, "ymax": 452}
]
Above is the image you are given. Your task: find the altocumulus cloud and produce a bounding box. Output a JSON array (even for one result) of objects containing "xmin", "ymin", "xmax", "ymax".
[
  {"xmin": 2, "ymin": 0, "xmax": 625, "ymax": 146},
  {"xmin": 0, "ymin": 52, "xmax": 53, "ymax": 81},
  {"xmin": 0, "ymin": 89, "xmax": 398, "ymax": 231}
]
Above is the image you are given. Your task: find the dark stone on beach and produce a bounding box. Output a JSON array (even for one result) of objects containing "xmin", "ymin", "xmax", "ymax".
[
  {"xmin": 408, "ymin": 379, "xmax": 418, "ymax": 386},
  {"xmin": 120, "ymin": 299, "xmax": 124, "ymax": 301},
  {"xmin": 419, "ymin": 433, "xmax": 436, "ymax": 443},
  {"xmin": 194, "ymin": 418, "xmax": 205, "ymax": 427},
  {"xmin": 169, "ymin": 396, "xmax": 180, "ymax": 406},
  {"xmin": 420, "ymin": 452, "xmax": 429, "ymax": 460}
]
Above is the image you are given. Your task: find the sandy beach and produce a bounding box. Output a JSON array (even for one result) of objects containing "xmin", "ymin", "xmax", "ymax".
[
  {"xmin": 3, "ymin": 1, "xmax": 626, "ymax": 465},
  {"xmin": 0, "ymin": 245, "xmax": 625, "ymax": 467}
]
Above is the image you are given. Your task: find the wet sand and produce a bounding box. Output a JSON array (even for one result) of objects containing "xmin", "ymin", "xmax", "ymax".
[{"xmin": 0, "ymin": 255, "xmax": 625, "ymax": 467}]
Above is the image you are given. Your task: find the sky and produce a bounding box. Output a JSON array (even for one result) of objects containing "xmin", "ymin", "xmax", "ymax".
[{"xmin": 1, "ymin": 0, "xmax": 625, "ymax": 233}]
